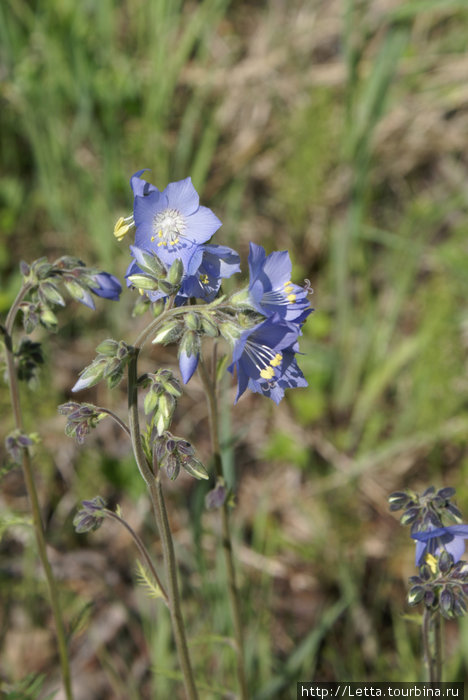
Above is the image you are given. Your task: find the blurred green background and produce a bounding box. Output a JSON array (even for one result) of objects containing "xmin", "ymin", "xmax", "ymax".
[{"xmin": 2, "ymin": 0, "xmax": 468, "ymax": 696}]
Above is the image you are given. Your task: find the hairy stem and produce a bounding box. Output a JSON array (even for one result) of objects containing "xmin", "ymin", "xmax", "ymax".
[
  {"xmin": 127, "ymin": 350, "xmax": 198, "ymax": 699},
  {"xmin": 4, "ymin": 285, "xmax": 74, "ymax": 700},
  {"xmin": 198, "ymin": 356, "xmax": 248, "ymax": 700}
]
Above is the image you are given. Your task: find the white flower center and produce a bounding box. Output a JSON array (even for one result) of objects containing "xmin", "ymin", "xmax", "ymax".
[{"xmin": 151, "ymin": 208, "xmax": 186, "ymax": 247}]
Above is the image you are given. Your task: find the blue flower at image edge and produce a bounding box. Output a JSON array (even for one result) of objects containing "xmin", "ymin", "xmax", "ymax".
[
  {"xmin": 248, "ymin": 242, "xmax": 312, "ymax": 322},
  {"xmin": 228, "ymin": 315, "xmax": 307, "ymax": 404},
  {"xmin": 131, "ymin": 172, "xmax": 222, "ymax": 270},
  {"xmin": 411, "ymin": 525, "xmax": 468, "ymax": 566}
]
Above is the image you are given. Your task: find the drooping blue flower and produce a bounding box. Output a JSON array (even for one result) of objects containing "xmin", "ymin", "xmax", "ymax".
[
  {"xmin": 131, "ymin": 172, "xmax": 222, "ymax": 269},
  {"xmin": 228, "ymin": 315, "xmax": 306, "ymax": 403},
  {"xmin": 248, "ymin": 243, "xmax": 312, "ymax": 322},
  {"xmin": 179, "ymin": 347, "xmax": 199, "ymax": 384},
  {"xmin": 181, "ymin": 244, "xmax": 240, "ymax": 302},
  {"xmin": 90, "ymin": 272, "xmax": 122, "ymax": 302},
  {"xmin": 411, "ymin": 525, "xmax": 468, "ymax": 566}
]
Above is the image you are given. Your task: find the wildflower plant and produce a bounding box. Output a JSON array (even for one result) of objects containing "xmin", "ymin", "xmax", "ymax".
[
  {"xmin": 389, "ymin": 486, "xmax": 468, "ymax": 682},
  {"xmin": 1, "ymin": 256, "xmax": 121, "ymax": 700},
  {"xmin": 59, "ymin": 171, "xmax": 313, "ymax": 698}
]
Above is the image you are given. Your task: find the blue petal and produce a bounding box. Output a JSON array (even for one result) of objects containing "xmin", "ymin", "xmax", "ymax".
[
  {"xmin": 90, "ymin": 273, "xmax": 122, "ymax": 301},
  {"xmin": 248, "ymin": 243, "xmax": 266, "ymax": 278},
  {"xmin": 185, "ymin": 205, "xmax": 222, "ymax": 244},
  {"xmin": 130, "ymin": 170, "xmax": 158, "ymax": 197},
  {"xmin": 164, "ymin": 177, "xmax": 200, "ymax": 216},
  {"xmin": 179, "ymin": 350, "xmax": 199, "ymax": 384}
]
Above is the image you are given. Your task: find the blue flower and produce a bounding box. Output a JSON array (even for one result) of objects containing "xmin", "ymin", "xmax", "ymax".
[
  {"xmin": 181, "ymin": 244, "xmax": 240, "ymax": 302},
  {"xmin": 248, "ymin": 243, "xmax": 312, "ymax": 322},
  {"xmin": 90, "ymin": 272, "xmax": 122, "ymax": 302},
  {"xmin": 228, "ymin": 315, "xmax": 306, "ymax": 403},
  {"xmin": 247, "ymin": 346, "xmax": 307, "ymax": 404},
  {"xmin": 131, "ymin": 172, "xmax": 222, "ymax": 269},
  {"xmin": 126, "ymin": 244, "xmax": 240, "ymax": 305},
  {"xmin": 411, "ymin": 525, "xmax": 468, "ymax": 566}
]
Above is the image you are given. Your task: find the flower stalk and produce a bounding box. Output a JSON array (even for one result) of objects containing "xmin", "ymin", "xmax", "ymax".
[
  {"xmin": 127, "ymin": 349, "xmax": 199, "ymax": 700},
  {"xmin": 3, "ymin": 284, "xmax": 74, "ymax": 700},
  {"xmin": 198, "ymin": 355, "xmax": 248, "ymax": 700}
]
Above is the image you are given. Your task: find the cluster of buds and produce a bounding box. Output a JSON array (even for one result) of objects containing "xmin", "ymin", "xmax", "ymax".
[
  {"xmin": 127, "ymin": 251, "xmax": 184, "ymax": 298},
  {"xmin": 390, "ymin": 486, "xmax": 468, "ymax": 619},
  {"xmin": 139, "ymin": 369, "xmax": 182, "ymax": 435},
  {"xmin": 389, "ymin": 486, "xmax": 462, "ymax": 530},
  {"xmin": 73, "ymin": 496, "xmax": 107, "ymax": 533},
  {"xmin": 18, "ymin": 257, "xmax": 121, "ymax": 334},
  {"xmin": 5, "ymin": 430, "xmax": 35, "ymax": 464},
  {"xmin": 408, "ymin": 554, "xmax": 468, "ymax": 619},
  {"xmin": 152, "ymin": 432, "xmax": 209, "ymax": 481},
  {"xmin": 71, "ymin": 339, "xmax": 133, "ymax": 392},
  {"xmin": 58, "ymin": 402, "xmax": 108, "ymax": 444}
]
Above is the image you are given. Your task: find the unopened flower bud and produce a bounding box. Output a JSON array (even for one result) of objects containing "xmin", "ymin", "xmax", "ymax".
[{"xmin": 167, "ymin": 258, "xmax": 183, "ymax": 286}]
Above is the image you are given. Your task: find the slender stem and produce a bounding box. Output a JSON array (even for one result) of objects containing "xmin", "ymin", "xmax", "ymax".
[
  {"xmin": 422, "ymin": 608, "xmax": 441, "ymax": 683},
  {"xmin": 98, "ymin": 408, "xmax": 131, "ymax": 438},
  {"xmin": 127, "ymin": 350, "xmax": 198, "ymax": 699},
  {"xmin": 103, "ymin": 509, "xmax": 169, "ymax": 605},
  {"xmin": 198, "ymin": 356, "xmax": 248, "ymax": 700},
  {"xmin": 3, "ymin": 286, "xmax": 74, "ymax": 700},
  {"xmin": 434, "ymin": 613, "xmax": 442, "ymax": 682},
  {"xmin": 149, "ymin": 477, "xmax": 199, "ymax": 700}
]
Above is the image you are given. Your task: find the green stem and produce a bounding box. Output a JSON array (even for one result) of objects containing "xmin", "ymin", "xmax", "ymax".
[
  {"xmin": 198, "ymin": 357, "xmax": 248, "ymax": 700},
  {"xmin": 4, "ymin": 285, "xmax": 74, "ymax": 700},
  {"xmin": 103, "ymin": 509, "xmax": 169, "ymax": 606},
  {"xmin": 422, "ymin": 608, "xmax": 441, "ymax": 683},
  {"xmin": 127, "ymin": 350, "xmax": 198, "ymax": 700}
]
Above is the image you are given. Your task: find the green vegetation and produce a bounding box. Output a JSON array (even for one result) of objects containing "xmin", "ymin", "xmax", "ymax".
[{"xmin": 2, "ymin": 0, "xmax": 468, "ymax": 696}]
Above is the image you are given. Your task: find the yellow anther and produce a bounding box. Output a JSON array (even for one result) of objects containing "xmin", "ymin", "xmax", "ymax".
[
  {"xmin": 271, "ymin": 353, "xmax": 282, "ymax": 367},
  {"xmin": 260, "ymin": 366, "xmax": 275, "ymax": 380},
  {"xmin": 200, "ymin": 274, "xmax": 209, "ymax": 284},
  {"xmin": 158, "ymin": 230, "xmax": 163, "ymax": 238},
  {"xmin": 287, "ymin": 294, "xmax": 296, "ymax": 303},
  {"xmin": 425, "ymin": 553, "xmax": 438, "ymax": 574},
  {"xmin": 113, "ymin": 216, "xmax": 134, "ymax": 241},
  {"xmin": 157, "ymin": 242, "xmax": 163, "ymax": 247},
  {"xmin": 151, "ymin": 236, "xmax": 156, "ymax": 242},
  {"xmin": 285, "ymin": 285, "xmax": 294, "ymax": 293}
]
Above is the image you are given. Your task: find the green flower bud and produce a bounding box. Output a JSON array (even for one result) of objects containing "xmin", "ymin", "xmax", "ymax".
[
  {"xmin": 407, "ymin": 585, "xmax": 425, "ymax": 606},
  {"xmin": 96, "ymin": 339, "xmax": 119, "ymax": 356},
  {"xmin": 180, "ymin": 455, "xmax": 209, "ymax": 481},
  {"xmin": 185, "ymin": 312, "xmax": 200, "ymax": 331},
  {"xmin": 127, "ymin": 274, "xmax": 159, "ymax": 291},
  {"xmin": 157, "ymin": 279, "xmax": 177, "ymax": 295},
  {"xmin": 152, "ymin": 299, "xmax": 166, "ymax": 318},
  {"xmin": 201, "ymin": 316, "xmax": 219, "ymax": 337},
  {"xmin": 167, "ymin": 258, "xmax": 183, "ymax": 286},
  {"xmin": 39, "ymin": 305, "xmax": 58, "ymax": 332},
  {"xmin": 152, "ymin": 321, "xmax": 182, "ymax": 345},
  {"xmin": 39, "ymin": 282, "xmax": 66, "ymax": 307}
]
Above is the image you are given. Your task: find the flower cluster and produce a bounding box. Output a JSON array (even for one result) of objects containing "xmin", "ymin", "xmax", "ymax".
[
  {"xmin": 114, "ymin": 172, "xmax": 313, "ymax": 402},
  {"xmin": 389, "ymin": 486, "xmax": 468, "ymax": 618},
  {"xmin": 58, "ymin": 402, "xmax": 109, "ymax": 444}
]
